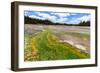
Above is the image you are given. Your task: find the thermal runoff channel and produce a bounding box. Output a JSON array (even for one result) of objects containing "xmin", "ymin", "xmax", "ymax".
[{"xmin": 24, "ymin": 11, "xmax": 90, "ymax": 61}]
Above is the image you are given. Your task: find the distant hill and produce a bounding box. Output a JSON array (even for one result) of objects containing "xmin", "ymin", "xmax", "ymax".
[{"xmin": 24, "ymin": 16, "xmax": 90, "ymax": 26}]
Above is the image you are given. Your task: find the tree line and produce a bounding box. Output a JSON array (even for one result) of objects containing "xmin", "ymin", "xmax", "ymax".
[{"xmin": 24, "ymin": 16, "xmax": 90, "ymax": 26}]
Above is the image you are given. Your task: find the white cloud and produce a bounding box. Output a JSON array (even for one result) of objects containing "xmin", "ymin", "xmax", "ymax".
[
  {"xmin": 48, "ymin": 16, "xmax": 57, "ymax": 22},
  {"xmin": 55, "ymin": 17, "xmax": 68, "ymax": 23},
  {"xmin": 51, "ymin": 13, "xmax": 71, "ymax": 17},
  {"xmin": 36, "ymin": 12, "xmax": 57, "ymax": 22},
  {"xmin": 70, "ymin": 13, "xmax": 77, "ymax": 15},
  {"xmin": 29, "ymin": 12, "xmax": 57, "ymax": 22},
  {"xmin": 38, "ymin": 13, "xmax": 51, "ymax": 19},
  {"xmin": 78, "ymin": 15, "xmax": 90, "ymax": 22},
  {"xmin": 29, "ymin": 15, "xmax": 45, "ymax": 20}
]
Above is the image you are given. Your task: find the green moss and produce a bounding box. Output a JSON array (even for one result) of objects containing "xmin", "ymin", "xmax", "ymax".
[{"xmin": 24, "ymin": 30, "xmax": 90, "ymax": 61}]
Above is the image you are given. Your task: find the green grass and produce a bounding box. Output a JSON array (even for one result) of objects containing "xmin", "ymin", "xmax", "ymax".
[{"xmin": 24, "ymin": 30, "xmax": 90, "ymax": 61}]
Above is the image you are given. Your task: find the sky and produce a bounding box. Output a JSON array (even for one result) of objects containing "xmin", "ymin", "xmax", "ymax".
[{"xmin": 24, "ymin": 11, "xmax": 90, "ymax": 24}]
